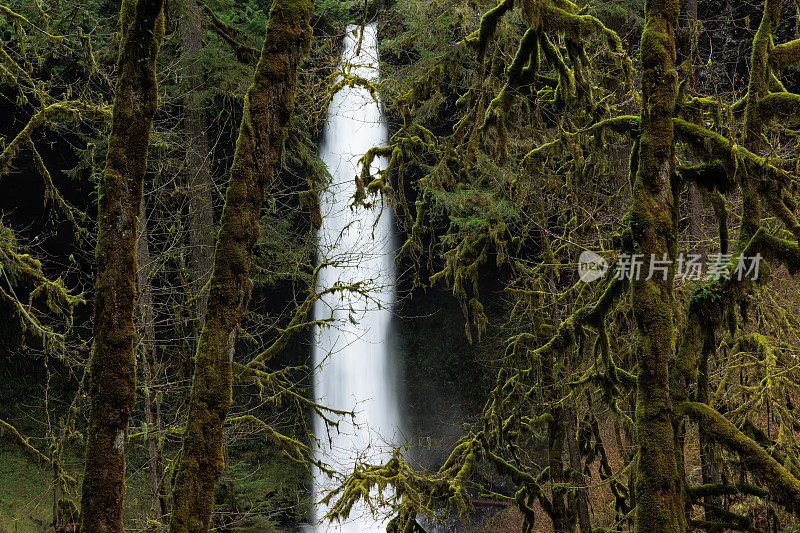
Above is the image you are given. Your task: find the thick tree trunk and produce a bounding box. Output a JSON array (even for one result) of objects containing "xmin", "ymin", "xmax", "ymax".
[
  {"xmin": 180, "ymin": 0, "xmax": 215, "ymax": 324},
  {"xmin": 79, "ymin": 0, "xmax": 164, "ymax": 531},
  {"xmin": 168, "ymin": 2, "xmax": 315, "ymax": 531},
  {"xmin": 632, "ymin": 0, "xmax": 686, "ymax": 531},
  {"xmin": 136, "ymin": 204, "xmax": 165, "ymax": 522}
]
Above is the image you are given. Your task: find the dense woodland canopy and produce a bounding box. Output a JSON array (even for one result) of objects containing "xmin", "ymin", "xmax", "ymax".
[{"xmin": 2, "ymin": 0, "xmax": 800, "ymax": 532}]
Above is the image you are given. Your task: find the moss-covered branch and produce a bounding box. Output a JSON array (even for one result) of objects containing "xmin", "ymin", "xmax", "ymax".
[
  {"xmin": 770, "ymin": 37, "xmax": 800, "ymax": 69},
  {"xmin": 0, "ymin": 101, "xmax": 108, "ymax": 179},
  {"xmin": 0, "ymin": 418, "xmax": 77, "ymax": 488},
  {"xmin": 521, "ymin": 115, "xmax": 639, "ymax": 165},
  {"xmin": 678, "ymin": 402, "xmax": 800, "ymax": 513},
  {"xmin": 225, "ymin": 415, "xmax": 313, "ymax": 465},
  {"xmin": 246, "ymin": 276, "xmax": 363, "ymax": 367},
  {"xmin": 686, "ymin": 481, "xmax": 770, "ymax": 500},
  {"xmin": 477, "ymin": 0, "xmax": 514, "ymax": 63},
  {"xmin": 674, "ymin": 118, "xmax": 797, "ymax": 191},
  {"xmin": 758, "ymin": 91, "xmax": 800, "ymax": 121},
  {"xmin": 196, "ymin": 0, "xmax": 260, "ymax": 65},
  {"xmin": 27, "ymin": 140, "xmax": 87, "ymax": 235},
  {"xmin": 0, "ymin": 3, "xmax": 64, "ymax": 43}
]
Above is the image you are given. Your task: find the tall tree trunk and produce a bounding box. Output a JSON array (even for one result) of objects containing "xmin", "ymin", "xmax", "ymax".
[
  {"xmin": 681, "ymin": 0, "xmax": 704, "ymax": 259},
  {"xmin": 136, "ymin": 202, "xmax": 165, "ymax": 522},
  {"xmin": 79, "ymin": 0, "xmax": 164, "ymax": 531},
  {"xmin": 180, "ymin": 0, "xmax": 215, "ymax": 324},
  {"xmin": 741, "ymin": 0, "xmax": 780, "ymax": 242},
  {"xmin": 632, "ymin": 0, "xmax": 686, "ymax": 531},
  {"xmin": 547, "ymin": 401, "xmax": 569, "ymax": 531},
  {"xmin": 565, "ymin": 406, "xmax": 591, "ymax": 533},
  {"xmin": 697, "ymin": 329, "xmax": 721, "ymax": 530},
  {"xmin": 168, "ymin": 1, "xmax": 315, "ymax": 531}
]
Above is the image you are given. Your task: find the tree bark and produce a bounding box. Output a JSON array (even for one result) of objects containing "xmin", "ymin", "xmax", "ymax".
[
  {"xmin": 632, "ymin": 0, "xmax": 686, "ymax": 531},
  {"xmin": 79, "ymin": 0, "xmax": 164, "ymax": 531},
  {"xmin": 547, "ymin": 401, "xmax": 569, "ymax": 532},
  {"xmin": 697, "ymin": 330, "xmax": 721, "ymax": 530},
  {"xmin": 683, "ymin": 0, "xmax": 704, "ymax": 258},
  {"xmin": 565, "ymin": 407, "xmax": 591, "ymax": 533},
  {"xmin": 168, "ymin": 1, "xmax": 315, "ymax": 531},
  {"xmin": 136, "ymin": 202, "xmax": 165, "ymax": 522},
  {"xmin": 180, "ymin": 0, "xmax": 215, "ymax": 324},
  {"xmin": 741, "ymin": 0, "xmax": 782, "ymax": 243}
]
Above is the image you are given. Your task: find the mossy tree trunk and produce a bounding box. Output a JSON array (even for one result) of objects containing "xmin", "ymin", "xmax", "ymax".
[
  {"xmin": 632, "ymin": 0, "xmax": 686, "ymax": 531},
  {"xmin": 168, "ymin": 1, "xmax": 314, "ymax": 531},
  {"xmin": 741, "ymin": 0, "xmax": 782, "ymax": 243},
  {"xmin": 79, "ymin": 0, "xmax": 164, "ymax": 531}
]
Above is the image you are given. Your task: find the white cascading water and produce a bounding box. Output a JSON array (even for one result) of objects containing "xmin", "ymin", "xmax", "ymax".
[{"xmin": 310, "ymin": 23, "xmax": 400, "ymax": 532}]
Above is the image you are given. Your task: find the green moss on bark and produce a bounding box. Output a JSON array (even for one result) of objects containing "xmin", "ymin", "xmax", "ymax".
[
  {"xmin": 631, "ymin": 0, "xmax": 685, "ymax": 531},
  {"xmin": 79, "ymin": 1, "xmax": 164, "ymax": 531},
  {"xmin": 678, "ymin": 402, "xmax": 800, "ymax": 514},
  {"xmin": 168, "ymin": 1, "xmax": 314, "ymax": 532}
]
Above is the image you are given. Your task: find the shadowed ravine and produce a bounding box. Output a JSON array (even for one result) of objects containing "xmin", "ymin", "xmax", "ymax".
[{"xmin": 310, "ymin": 23, "xmax": 401, "ymax": 532}]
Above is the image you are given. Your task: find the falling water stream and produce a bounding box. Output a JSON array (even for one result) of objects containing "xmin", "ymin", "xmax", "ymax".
[{"xmin": 310, "ymin": 23, "xmax": 400, "ymax": 532}]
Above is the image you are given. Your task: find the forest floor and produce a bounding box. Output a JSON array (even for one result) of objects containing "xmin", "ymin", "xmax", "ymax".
[
  {"xmin": 0, "ymin": 441, "xmax": 307, "ymax": 533},
  {"xmin": 0, "ymin": 444, "xmax": 152, "ymax": 532},
  {"xmin": 0, "ymin": 394, "xmax": 307, "ymax": 533}
]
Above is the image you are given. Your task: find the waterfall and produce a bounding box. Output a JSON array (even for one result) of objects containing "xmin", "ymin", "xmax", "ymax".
[{"xmin": 310, "ymin": 23, "xmax": 400, "ymax": 532}]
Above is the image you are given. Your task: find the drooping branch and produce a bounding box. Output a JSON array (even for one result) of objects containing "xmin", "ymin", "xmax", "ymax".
[
  {"xmin": 521, "ymin": 115, "xmax": 639, "ymax": 165},
  {"xmin": 0, "ymin": 101, "xmax": 108, "ymax": 179},
  {"xmin": 480, "ymin": 27, "xmax": 539, "ymax": 134},
  {"xmin": 677, "ymin": 401, "xmax": 800, "ymax": 514},
  {"xmin": 225, "ymin": 415, "xmax": 320, "ymax": 467},
  {"xmin": 0, "ymin": 3, "xmax": 64, "ymax": 43},
  {"xmin": 27, "ymin": 140, "xmax": 87, "ymax": 235},
  {"xmin": 545, "ymin": 6, "xmax": 632, "ymax": 84},
  {"xmin": 245, "ymin": 281, "xmax": 363, "ymax": 368},
  {"xmin": 0, "ymin": 418, "xmax": 77, "ymax": 487},
  {"xmin": 0, "ymin": 43, "xmax": 36, "ymax": 90},
  {"xmin": 519, "ymin": 272, "xmax": 627, "ymax": 360},
  {"xmin": 195, "ymin": 0, "xmax": 260, "ymax": 65},
  {"xmin": 232, "ymin": 363, "xmax": 353, "ymax": 427}
]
